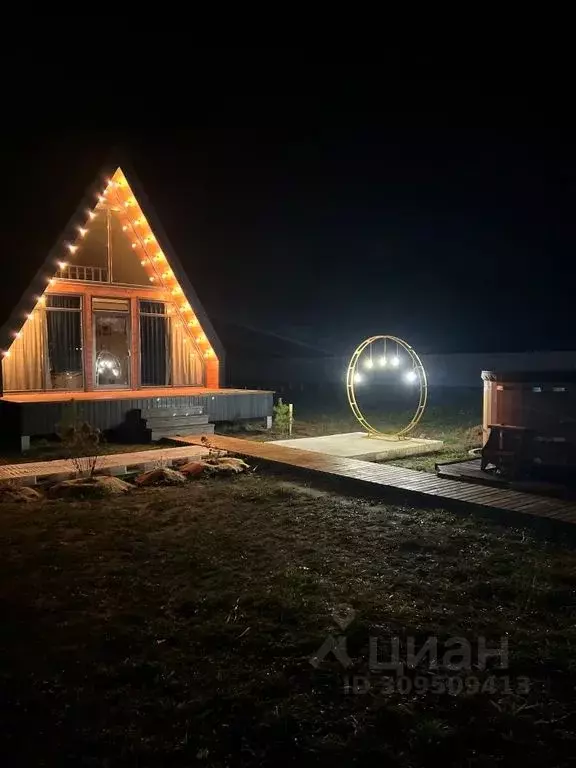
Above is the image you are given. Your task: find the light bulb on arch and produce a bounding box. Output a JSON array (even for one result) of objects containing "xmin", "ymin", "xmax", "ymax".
[
  {"xmin": 405, "ymin": 370, "xmax": 417, "ymax": 384},
  {"xmin": 364, "ymin": 357, "xmax": 373, "ymax": 369},
  {"xmin": 391, "ymin": 355, "xmax": 400, "ymax": 367},
  {"xmin": 379, "ymin": 356, "xmax": 387, "ymax": 367},
  {"xmin": 354, "ymin": 372, "xmax": 363, "ymax": 383}
]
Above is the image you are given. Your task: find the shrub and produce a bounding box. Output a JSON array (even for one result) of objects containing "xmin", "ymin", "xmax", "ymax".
[
  {"xmin": 56, "ymin": 401, "xmax": 102, "ymax": 477},
  {"xmin": 273, "ymin": 398, "xmax": 293, "ymax": 436}
]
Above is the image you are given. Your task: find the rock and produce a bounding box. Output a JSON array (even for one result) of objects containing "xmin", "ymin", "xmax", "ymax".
[
  {"xmin": 134, "ymin": 467, "xmax": 187, "ymax": 486},
  {"xmin": 207, "ymin": 449, "xmax": 228, "ymax": 459},
  {"xmin": 179, "ymin": 461, "xmax": 208, "ymax": 477},
  {"xmin": 205, "ymin": 457, "xmax": 250, "ymax": 474},
  {"xmin": 48, "ymin": 475, "xmax": 132, "ymax": 499},
  {"xmin": 0, "ymin": 484, "xmax": 43, "ymax": 503}
]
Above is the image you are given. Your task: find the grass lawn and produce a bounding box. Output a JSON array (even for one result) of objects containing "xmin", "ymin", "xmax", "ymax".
[
  {"xmin": 227, "ymin": 386, "xmax": 482, "ymax": 472},
  {"xmin": 1, "ymin": 473, "xmax": 576, "ymax": 766}
]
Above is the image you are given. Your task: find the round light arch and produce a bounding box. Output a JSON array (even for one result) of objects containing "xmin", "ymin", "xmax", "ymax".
[{"xmin": 346, "ymin": 335, "xmax": 428, "ymax": 439}]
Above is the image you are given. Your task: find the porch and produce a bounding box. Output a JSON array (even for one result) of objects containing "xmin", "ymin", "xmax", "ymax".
[{"xmin": 0, "ymin": 387, "xmax": 273, "ymax": 447}]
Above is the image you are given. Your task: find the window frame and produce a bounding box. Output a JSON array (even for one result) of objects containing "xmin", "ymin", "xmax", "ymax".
[{"xmin": 45, "ymin": 293, "xmax": 84, "ymax": 391}]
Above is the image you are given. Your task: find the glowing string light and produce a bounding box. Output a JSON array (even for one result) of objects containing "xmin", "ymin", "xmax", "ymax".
[
  {"xmin": 346, "ymin": 334, "xmax": 427, "ymax": 439},
  {"xmin": 105, "ymin": 167, "xmax": 214, "ymax": 372}
]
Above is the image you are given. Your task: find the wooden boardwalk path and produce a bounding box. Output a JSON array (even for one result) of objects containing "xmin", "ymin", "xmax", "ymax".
[
  {"xmin": 0, "ymin": 445, "xmax": 208, "ymax": 485},
  {"xmin": 175, "ymin": 435, "xmax": 576, "ymax": 524}
]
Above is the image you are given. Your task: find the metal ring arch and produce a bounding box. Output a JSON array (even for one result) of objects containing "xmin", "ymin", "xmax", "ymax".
[{"xmin": 346, "ymin": 335, "xmax": 428, "ymax": 439}]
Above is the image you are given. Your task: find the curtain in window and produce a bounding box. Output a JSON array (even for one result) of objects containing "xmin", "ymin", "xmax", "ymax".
[
  {"xmin": 140, "ymin": 312, "xmax": 170, "ymax": 386},
  {"xmin": 169, "ymin": 319, "xmax": 203, "ymax": 385},
  {"xmin": 2, "ymin": 311, "xmax": 50, "ymax": 391}
]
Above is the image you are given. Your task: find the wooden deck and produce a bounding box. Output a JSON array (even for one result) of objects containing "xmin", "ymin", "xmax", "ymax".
[
  {"xmin": 437, "ymin": 457, "xmax": 576, "ymax": 500},
  {"xmin": 0, "ymin": 387, "xmax": 274, "ymax": 440},
  {"xmin": 1, "ymin": 387, "xmax": 271, "ymax": 404},
  {"xmin": 174, "ymin": 434, "xmax": 576, "ymax": 524},
  {"xmin": 436, "ymin": 458, "xmax": 509, "ymax": 487}
]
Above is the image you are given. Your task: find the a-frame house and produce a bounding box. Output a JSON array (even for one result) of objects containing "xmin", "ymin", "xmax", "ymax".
[{"xmin": 0, "ymin": 162, "xmax": 271, "ymax": 447}]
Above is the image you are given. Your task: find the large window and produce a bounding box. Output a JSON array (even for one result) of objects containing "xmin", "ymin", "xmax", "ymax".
[
  {"xmin": 93, "ymin": 298, "xmax": 131, "ymax": 388},
  {"xmin": 140, "ymin": 300, "xmax": 169, "ymax": 385},
  {"xmin": 68, "ymin": 203, "xmax": 150, "ymax": 286},
  {"xmin": 139, "ymin": 301, "xmax": 204, "ymax": 386},
  {"xmin": 46, "ymin": 295, "xmax": 83, "ymax": 390}
]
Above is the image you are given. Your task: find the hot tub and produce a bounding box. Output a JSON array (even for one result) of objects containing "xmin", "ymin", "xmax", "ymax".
[{"xmin": 482, "ymin": 370, "xmax": 576, "ymax": 474}]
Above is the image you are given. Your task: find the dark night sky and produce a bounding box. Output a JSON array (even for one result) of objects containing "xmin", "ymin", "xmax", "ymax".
[{"xmin": 3, "ymin": 59, "xmax": 575, "ymax": 355}]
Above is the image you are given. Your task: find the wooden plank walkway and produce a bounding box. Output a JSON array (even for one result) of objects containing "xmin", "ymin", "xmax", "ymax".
[
  {"xmin": 0, "ymin": 445, "xmax": 208, "ymax": 486},
  {"xmin": 174, "ymin": 435, "xmax": 576, "ymax": 524}
]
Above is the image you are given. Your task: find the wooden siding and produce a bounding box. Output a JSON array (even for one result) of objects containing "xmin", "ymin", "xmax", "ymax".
[{"xmin": 0, "ymin": 390, "xmax": 273, "ymax": 437}]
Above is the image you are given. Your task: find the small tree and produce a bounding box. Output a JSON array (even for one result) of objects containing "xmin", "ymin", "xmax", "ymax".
[
  {"xmin": 273, "ymin": 398, "xmax": 293, "ymax": 436},
  {"xmin": 57, "ymin": 400, "xmax": 102, "ymax": 477}
]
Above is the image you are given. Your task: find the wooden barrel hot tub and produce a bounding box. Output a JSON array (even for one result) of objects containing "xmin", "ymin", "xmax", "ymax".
[{"xmin": 482, "ymin": 370, "xmax": 576, "ymax": 475}]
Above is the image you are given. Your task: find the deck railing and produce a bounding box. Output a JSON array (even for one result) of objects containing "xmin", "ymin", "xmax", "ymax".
[{"xmin": 56, "ymin": 265, "xmax": 108, "ymax": 282}]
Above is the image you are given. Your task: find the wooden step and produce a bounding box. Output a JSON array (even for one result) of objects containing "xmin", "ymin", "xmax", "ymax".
[
  {"xmin": 141, "ymin": 405, "xmax": 204, "ymax": 416},
  {"xmin": 151, "ymin": 423, "xmax": 215, "ymax": 440},
  {"xmin": 143, "ymin": 414, "xmax": 210, "ymax": 428}
]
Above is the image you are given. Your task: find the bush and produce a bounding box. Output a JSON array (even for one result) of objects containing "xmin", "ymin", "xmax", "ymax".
[
  {"xmin": 273, "ymin": 398, "xmax": 293, "ymax": 436},
  {"xmin": 56, "ymin": 401, "xmax": 102, "ymax": 477}
]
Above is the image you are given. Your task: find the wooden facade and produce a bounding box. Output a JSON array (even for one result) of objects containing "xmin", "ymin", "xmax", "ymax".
[{"xmin": 33, "ymin": 280, "xmax": 220, "ymax": 391}]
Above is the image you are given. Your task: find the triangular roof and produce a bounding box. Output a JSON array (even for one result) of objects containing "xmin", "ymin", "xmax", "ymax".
[{"xmin": 0, "ymin": 153, "xmax": 224, "ymax": 367}]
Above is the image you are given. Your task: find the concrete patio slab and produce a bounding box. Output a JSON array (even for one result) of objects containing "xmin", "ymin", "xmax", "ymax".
[{"xmin": 270, "ymin": 432, "xmax": 443, "ymax": 461}]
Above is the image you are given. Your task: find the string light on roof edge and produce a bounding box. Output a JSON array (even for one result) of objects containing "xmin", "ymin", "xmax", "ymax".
[
  {"xmin": 105, "ymin": 176, "xmax": 203, "ymax": 356},
  {"xmin": 346, "ymin": 334, "xmax": 428, "ymax": 440},
  {"xmin": 2, "ymin": 168, "xmax": 215, "ymax": 372}
]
